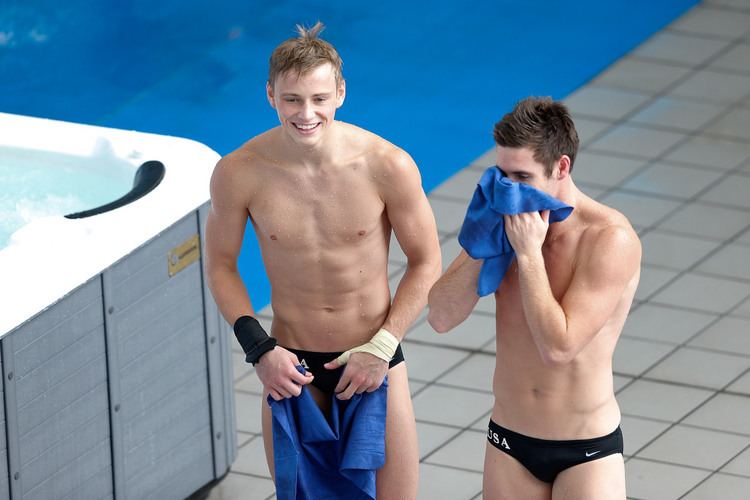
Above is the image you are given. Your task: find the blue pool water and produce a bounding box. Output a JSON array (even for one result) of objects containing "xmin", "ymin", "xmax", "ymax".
[{"xmin": 0, "ymin": 0, "xmax": 699, "ymax": 307}]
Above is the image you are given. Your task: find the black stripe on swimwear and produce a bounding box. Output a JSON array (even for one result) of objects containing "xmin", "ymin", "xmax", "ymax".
[
  {"xmin": 283, "ymin": 344, "xmax": 405, "ymax": 395},
  {"xmin": 487, "ymin": 419, "xmax": 623, "ymax": 483}
]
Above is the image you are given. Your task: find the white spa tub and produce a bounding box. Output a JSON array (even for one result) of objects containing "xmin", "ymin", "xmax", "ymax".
[
  {"xmin": 0, "ymin": 113, "xmax": 236, "ymax": 500},
  {"xmin": 0, "ymin": 112, "xmax": 217, "ymax": 336}
]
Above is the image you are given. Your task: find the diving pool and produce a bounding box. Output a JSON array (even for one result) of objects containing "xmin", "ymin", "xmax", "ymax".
[{"xmin": 0, "ymin": 0, "xmax": 699, "ymax": 312}]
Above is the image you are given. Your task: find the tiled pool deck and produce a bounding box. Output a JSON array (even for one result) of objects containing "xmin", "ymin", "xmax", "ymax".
[{"xmin": 196, "ymin": 1, "xmax": 750, "ymax": 498}]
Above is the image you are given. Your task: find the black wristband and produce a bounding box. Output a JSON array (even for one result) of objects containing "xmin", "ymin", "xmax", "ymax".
[{"xmin": 233, "ymin": 315, "xmax": 277, "ymax": 365}]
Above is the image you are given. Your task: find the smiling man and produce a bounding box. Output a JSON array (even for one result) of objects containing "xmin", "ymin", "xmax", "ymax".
[
  {"xmin": 204, "ymin": 22, "xmax": 440, "ymax": 499},
  {"xmin": 428, "ymin": 97, "xmax": 641, "ymax": 499}
]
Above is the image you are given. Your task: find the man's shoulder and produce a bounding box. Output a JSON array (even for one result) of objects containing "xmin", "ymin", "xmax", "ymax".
[
  {"xmin": 210, "ymin": 134, "xmax": 280, "ymax": 201},
  {"xmin": 338, "ymin": 122, "xmax": 413, "ymax": 169},
  {"xmin": 578, "ymin": 202, "xmax": 641, "ymax": 270},
  {"xmin": 571, "ymin": 193, "xmax": 638, "ymax": 252},
  {"xmin": 217, "ymin": 131, "xmax": 279, "ymax": 173}
]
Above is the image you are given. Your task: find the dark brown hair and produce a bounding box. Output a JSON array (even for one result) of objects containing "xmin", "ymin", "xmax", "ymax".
[
  {"xmin": 268, "ymin": 22, "xmax": 343, "ymax": 87},
  {"xmin": 493, "ymin": 97, "xmax": 579, "ymax": 176}
]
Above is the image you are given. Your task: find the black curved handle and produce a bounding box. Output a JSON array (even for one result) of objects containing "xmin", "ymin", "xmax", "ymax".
[{"xmin": 65, "ymin": 160, "xmax": 165, "ymax": 219}]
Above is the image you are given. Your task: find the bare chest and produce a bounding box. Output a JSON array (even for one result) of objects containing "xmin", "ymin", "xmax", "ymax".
[{"xmin": 248, "ymin": 168, "xmax": 387, "ymax": 249}]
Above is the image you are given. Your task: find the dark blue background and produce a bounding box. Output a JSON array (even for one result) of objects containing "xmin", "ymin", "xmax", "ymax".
[{"xmin": 0, "ymin": 0, "xmax": 698, "ymax": 308}]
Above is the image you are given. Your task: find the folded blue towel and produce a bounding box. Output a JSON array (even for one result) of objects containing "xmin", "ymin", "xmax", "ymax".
[
  {"xmin": 268, "ymin": 366, "xmax": 388, "ymax": 500},
  {"xmin": 458, "ymin": 166, "xmax": 573, "ymax": 296}
]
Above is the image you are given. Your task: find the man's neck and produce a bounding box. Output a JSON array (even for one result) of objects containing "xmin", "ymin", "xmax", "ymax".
[
  {"xmin": 545, "ymin": 179, "xmax": 581, "ymax": 240},
  {"xmin": 552, "ymin": 177, "xmax": 577, "ymax": 208},
  {"xmin": 279, "ymin": 122, "xmax": 339, "ymax": 169}
]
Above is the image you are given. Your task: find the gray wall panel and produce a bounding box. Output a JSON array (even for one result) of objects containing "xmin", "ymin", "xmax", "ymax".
[
  {"xmin": 17, "ymin": 380, "xmax": 108, "ymax": 463},
  {"xmin": 124, "ymin": 396, "xmax": 211, "ymax": 480},
  {"xmin": 116, "ymin": 283, "xmax": 203, "ymax": 368},
  {"xmin": 107, "ymin": 211, "xmax": 216, "ymax": 499},
  {"xmin": 123, "ymin": 381, "xmax": 207, "ymax": 450},
  {"xmin": 126, "ymin": 432, "xmax": 213, "ymax": 500},
  {"xmin": 15, "ymin": 328, "xmax": 104, "ymax": 409},
  {"xmin": 2, "ymin": 333, "xmax": 21, "ymax": 500},
  {"xmin": 20, "ymin": 409, "xmax": 109, "ymax": 492},
  {"xmin": 16, "ymin": 356, "xmax": 107, "ymax": 437},
  {"xmin": 110, "ymin": 258, "xmax": 201, "ymax": 325},
  {"xmin": 4, "ymin": 279, "xmax": 112, "ymax": 500},
  {"xmin": 58, "ymin": 467, "xmax": 113, "ymax": 500},
  {"xmin": 0, "ymin": 353, "xmax": 7, "ymax": 500},
  {"xmin": 118, "ymin": 317, "xmax": 205, "ymax": 398},
  {"xmin": 20, "ymin": 402, "xmax": 107, "ymax": 467},
  {"xmin": 23, "ymin": 440, "xmax": 110, "ymax": 500},
  {"xmin": 114, "ymin": 268, "xmax": 200, "ymax": 347},
  {"xmin": 145, "ymin": 452, "xmax": 215, "ymax": 500},
  {"xmin": 13, "ymin": 300, "xmax": 103, "ymax": 377},
  {"xmin": 108, "ymin": 214, "xmax": 197, "ymax": 286},
  {"xmin": 10, "ymin": 279, "xmax": 100, "ymax": 351},
  {"xmin": 120, "ymin": 333, "xmax": 206, "ymax": 420}
]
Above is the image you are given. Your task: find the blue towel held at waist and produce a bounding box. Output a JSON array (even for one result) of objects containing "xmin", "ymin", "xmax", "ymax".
[
  {"xmin": 458, "ymin": 166, "xmax": 573, "ymax": 296},
  {"xmin": 269, "ymin": 365, "xmax": 388, "ymax": 500}
]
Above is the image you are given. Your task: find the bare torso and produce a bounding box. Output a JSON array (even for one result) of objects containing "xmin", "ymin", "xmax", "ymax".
[
  {"xmin": 237, "ymin": 122, "xmax": 400, "ymax": 351},
  {"xmin": 492, "ymin": 192, "xmax": 639, "ymax": 440},
  {"xmin": 206, "ymin": 62, "xmax": 438, "ymax": 500}
]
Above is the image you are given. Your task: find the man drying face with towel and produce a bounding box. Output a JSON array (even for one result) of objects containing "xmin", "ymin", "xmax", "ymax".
[
  {"xmin": 428, "ymin": 97, "xmax": 641, "ymax": 500},
  {"xmin": 205, "ymin": 22, "xmax": 440, "ymax": 499}
]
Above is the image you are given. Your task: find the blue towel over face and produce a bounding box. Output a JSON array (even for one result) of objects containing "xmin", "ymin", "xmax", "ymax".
[
  {"xmin": 268, "ymin": 366, "xmax": 387, "ymax": 500},
  {"xmin": 458, "ymin": 166, "xmax": 574, "ymax": 297}
]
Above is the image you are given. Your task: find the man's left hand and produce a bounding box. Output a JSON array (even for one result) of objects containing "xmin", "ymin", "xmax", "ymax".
[
  {"xmin": 324, "ymin": 352, "xmax": 389, "ymax": 400},
  {"xmin": 504, "ymin": 210, "xmax": 550, "ymax": 257}
]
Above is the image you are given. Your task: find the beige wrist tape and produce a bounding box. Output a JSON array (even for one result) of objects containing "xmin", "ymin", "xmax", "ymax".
[{"xmin": 335, "ymin": 328, "xmax": 400, "ymax": 365}]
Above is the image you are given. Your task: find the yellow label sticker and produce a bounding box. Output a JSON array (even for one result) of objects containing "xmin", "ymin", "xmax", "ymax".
[{"xmin": 168, "ymin": 234, "xmax": 200, "ymax": 277}]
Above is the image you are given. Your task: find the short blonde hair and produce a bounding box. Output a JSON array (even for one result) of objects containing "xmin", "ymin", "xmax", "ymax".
[{"xmin": 268, "ymin": 22, "xmax": 343, "ymax": 87}]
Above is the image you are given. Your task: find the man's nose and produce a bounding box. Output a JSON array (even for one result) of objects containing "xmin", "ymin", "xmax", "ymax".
[{"xmin": 299, "ymin": 101, "xmax": 315, "ymax": 120}]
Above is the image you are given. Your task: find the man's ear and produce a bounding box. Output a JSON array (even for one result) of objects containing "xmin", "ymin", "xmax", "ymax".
[
  {"xmin": 267, "ymin": 82, "xmax": 276, "ymax": 109},
  {"xmin": 336, "ymin": 79, "xmax": 346, "ymax": 108},
  {"xmin": 556, "ymin": 155, "xmax": 571, "ymax": 180}
]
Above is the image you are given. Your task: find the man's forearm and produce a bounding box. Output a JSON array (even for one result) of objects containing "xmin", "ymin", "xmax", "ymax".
[
  {"xmin": 381, "ymin": 258, "xmax": 441, "ymax": 339},
  {"xmin": 206, "ymin": 265, "xmax": 256, "ymax": 325},
  {"xmin": 515, "ymin": 251, "xmax": 570, "ymax": 365},
  {"xmin": 427, "ymin": 254, "xmax": 482, "ymax": 333}
]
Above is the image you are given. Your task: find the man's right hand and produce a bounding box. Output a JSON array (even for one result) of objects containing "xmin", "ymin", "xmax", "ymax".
[{"xmin": 254, "ymin": 346, "xmax": 314, "ymax": 400}]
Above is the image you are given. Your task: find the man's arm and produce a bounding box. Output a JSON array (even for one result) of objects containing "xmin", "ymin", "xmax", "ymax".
[
  {"xmin": 506, "ymin": 211, "xmax": 641, "ymax": 366},
  {"xmin": 325, "ymin": 148, "xmax": 441, "ymax": 400},
  {"xmin": 380, "ymin": 149, "xmax": 442, "ymax": 339},
  {"xmin": 427, "ymin": 250, "xmax": 482, "ymax": 332},
  {"xmin": 205, "ymin": 156, "xmax": 312, "ymax": 399},
  {"xmin": 205, "ymin": 156, "xmax": 256, "ymax": 324}
]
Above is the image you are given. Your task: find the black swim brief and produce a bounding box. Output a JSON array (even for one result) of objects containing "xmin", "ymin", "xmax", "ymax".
[
  {"xmin": 487, "ymin": 419, "xmax": 623, "ymax": 483},
  {"xmin": 283, "ymin": 344, "xmax": 405, "ymax": 395}
]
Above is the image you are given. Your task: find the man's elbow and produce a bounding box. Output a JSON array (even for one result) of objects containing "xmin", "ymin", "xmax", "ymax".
[
  {"xmin": 427, "ymin": 308, "xmax": 454, "ymax": 333},
  {"xmin": 427, "ymin": 310, "xmax": 451, "ymax": 333},
  {"xmin": 539, "ymin": 344, "xmax": 577, "ymax": 367},
  {"xmin": 407, "ymin": 253, "xmax": 442, "ymax": 284},
  {"xmin": 205, "ymin": 260, "xmax": 237, "ymax": 290}
]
